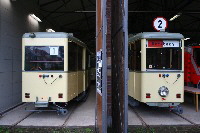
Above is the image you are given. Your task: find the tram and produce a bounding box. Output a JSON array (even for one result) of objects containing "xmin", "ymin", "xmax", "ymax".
[
  {"xmin": 128, "ymin": 32, "xmax": 184, "ymax": 113},
  {"xmin": 184, "ymin": 45, "xmax": 200, "ymax": 88},
  {"xmin": 22, "ymin": 32, "xmax": 90, "ymax": 115}
]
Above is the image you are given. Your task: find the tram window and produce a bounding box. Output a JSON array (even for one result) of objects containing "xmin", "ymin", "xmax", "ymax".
[
  {"xmin": 146, "ymin": 48, "xmax": 182, "ymax": 70},
  {"xmin": 129, "ymin": 40, "xmax": 141, "ymax": 71},
  {"xmin": 25, "ymin": 46, "xmax": 64, "ymax": 71},
  {"xmin": 68, "ymin": 42, "xmax": 78, "ymax": 71},
  {"xmin": 193, "ymin": 48, "xmax": 200, "ymax": 66},
  {"xmin": 78, "ymin": 46, "xmax": 83, "ymax": 70}
]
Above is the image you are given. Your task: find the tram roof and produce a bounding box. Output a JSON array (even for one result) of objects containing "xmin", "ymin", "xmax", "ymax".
[
  {"xmin": 23, "ymin": 32, "xmax": 86, "ymax": 47},
  {"xmin": 129, "ymin": 32, "xmax": 184, "ymax": 43}
]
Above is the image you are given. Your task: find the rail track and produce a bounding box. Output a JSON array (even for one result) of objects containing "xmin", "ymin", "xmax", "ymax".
[
  {"xmin": 1, "ymin": 101, "xmax": 80, "ymax": 130},
  {"xmin": 130, "ymin": 105, "xmax": 200, "ymax": 132},
  {"xmin": 129, "ymin": 106, "xmax": 154, "ymax": 133},
  {"xmin": 170, "ymin": 110, "xmax": 199, "ymax": 127},
  {"xmin": 61, "ymin": 102, "xmax": 81, "ymax": 127},
  {"xmin": 10, "ymin": 112, "xmax": 35, "ymax": 128}
]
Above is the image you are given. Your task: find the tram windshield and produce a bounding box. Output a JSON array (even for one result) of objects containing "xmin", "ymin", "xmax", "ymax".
[
  {"xmin": 146, "ymin": 48, "xmax": 182, "ymax": 70},
  {"xmin": 193, "ymin": 48, "xmax": 200, "ymax": 66},
  {"xmin": 25, "ymin": 46, "xmax": 64, "ymax": 71}
]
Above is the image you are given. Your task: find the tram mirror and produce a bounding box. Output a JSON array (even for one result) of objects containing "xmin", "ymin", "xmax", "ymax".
[{"xmin": 29, "ymin": 33, "xmax": 36, "ymax": 38}]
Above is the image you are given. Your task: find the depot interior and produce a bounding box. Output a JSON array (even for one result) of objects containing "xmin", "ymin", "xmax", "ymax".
[{"xmin": 1, "ymin": 0, "xmax": 200, "ymax": 125}]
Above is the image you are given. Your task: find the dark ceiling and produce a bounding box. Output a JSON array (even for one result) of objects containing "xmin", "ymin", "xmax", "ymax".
[
  {"xmin": 36, "ymin": 0, "xmax": 96, "ymax": 51},
  {"xmin": 128, "ymin": 0, "xmax": 200, "ymax": 46},
  {"xmin": 34, "ymin": 0, "xmax": 200, "ymax": 51}
]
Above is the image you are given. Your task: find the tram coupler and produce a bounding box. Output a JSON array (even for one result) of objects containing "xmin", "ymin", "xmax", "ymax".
[
  {"xmin": 75, "ymin": 91, "xmax": 89, "ymax": 102},
  {"xmin": 169, "ymin": 105, "xmax": 183, "ymax": 114},
  {"xmin": 57, "ymin": 108, "xmax": 68, "ymax": 115},
  {"xmin": 128, "ymin": 96, "xmax": 139, "ymax": 107}
]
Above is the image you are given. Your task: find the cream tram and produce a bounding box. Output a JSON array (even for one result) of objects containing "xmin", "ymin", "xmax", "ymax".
[
  {"xmin": 128, "ymin": 32, "xmax": 184, "ymax": 113},
  {"xmin": 22, "ymin": 32, "xmax": 90, "ymax": 114}
]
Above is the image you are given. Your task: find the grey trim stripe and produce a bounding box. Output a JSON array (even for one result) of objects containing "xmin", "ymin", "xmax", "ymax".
[
  {"xmin": 129, "ymin": 32, "xmax": 184, "ymax": 43},
  {"xmin": 129, "ymin": 70, "xmax": 183, "ymax": 73},
  {"xmin": 22, "ymin": 32, "xmax": 86, "ymax": 47},
  {"xmin": 22, "ymin": 70, "xmax": 86, "ymax": 73},
  {"xmin": 23, "ymin": 32, "xmax": 69, "ymax": 38}
]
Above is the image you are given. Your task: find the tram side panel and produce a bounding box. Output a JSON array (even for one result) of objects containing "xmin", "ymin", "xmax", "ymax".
[
  {"xmin": 128, "ymin": 72, "xmax": 141, "ymax": 101},
  {"xmin": 128, "ymin": 39, "xmax": 142, "ymax": 102},
  {"xmin": 67, "ymin": 72, "xmax": 78, "ymax": 101},
  {"xmin": 85, "ymin": 51, "xmax": 90, "ymax": 88},
  {"xmin": 67, "ymin": 42, "xmax": 86, "ymax": 100},
  {"xmin": 77, "ymin": 47, "xmax": 86, "ymax": 94}
]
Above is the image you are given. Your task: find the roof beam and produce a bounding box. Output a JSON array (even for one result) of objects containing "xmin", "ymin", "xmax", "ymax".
[
  {"xmin": 40, "ymin": 0, "xmax": 59, "ymax": 7},
  {"xmin": 129, "ymin": 29, "xmax": 200, "ymax": 33},
  {"xmin": 167, "ymin": 0, "xmax": 194, "ymax": 19},
  {"xmin": 80, "ymin": 0, "xmax": 90, "ymax": 30},
  {"xmin": 61, "ymin": 15, "xmax": 95, "ymax": 27},
  {"xmin": 39, "ymin": 10, "xmax": 200, "ymax": 14},
  {"xmin": 184, "ymin": 14, "xmax": 200, "ymax": 21},
  {"xmin": 88, "ymin": 0, "xmax": 95, "ymax": 6},
  {"xmin": 62, "ymin": 27, "xmax": 94, "ymax": 33},
  {"xmin": 145, "ymin": 0, "xmax": 162, "ymax": 7},
  {"xmin": 61, "ymin": 0, "xmax": 71, "ymax": 8},
  {"xmin": 128, "ymin": 10, "xmax": 200, "ymax": 13},
  {"xmin": 128, "ymin": 1, "xmax": 139, "ymax": 6},
  {"xmin": 43, "ymin": 4, "xmax": 65, "ymax": 19}
]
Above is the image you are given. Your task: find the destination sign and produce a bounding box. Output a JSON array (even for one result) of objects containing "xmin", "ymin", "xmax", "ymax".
[{"xmin": 147, "ymin": 40, "xmax": 180, "ymax": 48}]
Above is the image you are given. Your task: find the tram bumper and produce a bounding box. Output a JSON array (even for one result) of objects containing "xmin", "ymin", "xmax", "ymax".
[
  {"xmin": 146, "ymin": 102, "xmax": 180, "ymax": 107},
  {"xmin": 34, "ymin": 97, "xmax": 51, "ymax": 107}
]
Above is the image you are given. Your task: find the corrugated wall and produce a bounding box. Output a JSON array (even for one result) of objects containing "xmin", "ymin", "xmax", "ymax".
[{"xmin": 0, "ymin": 0, "xmax": 52, "ymax": 112}]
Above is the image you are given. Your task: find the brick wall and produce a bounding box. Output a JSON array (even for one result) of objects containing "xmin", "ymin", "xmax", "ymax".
[{"xmin": 106, "ymin": 0, "xmax": 112, "ymax": 127}]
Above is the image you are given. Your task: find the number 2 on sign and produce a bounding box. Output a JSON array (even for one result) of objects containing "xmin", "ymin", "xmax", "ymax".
[
  {"xmin": 153, "ymin": 17, "xmax": 168, "ymax": 31},
  {"xmin": 158, "ymin": 20, "xmax": 162, "ymax": 28}
]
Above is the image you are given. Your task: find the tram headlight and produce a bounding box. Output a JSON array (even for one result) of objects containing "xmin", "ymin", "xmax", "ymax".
[{"xmin": 158, "ymin": 86, "xmax": 169, "ymax": 97}]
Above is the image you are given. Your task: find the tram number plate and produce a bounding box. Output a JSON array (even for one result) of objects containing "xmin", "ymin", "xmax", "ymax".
[
  {"xmin": 147, "ymin": 40, "xmax": 180, "ymax": 48},
  {"xmin": 50, "ymin": 47, "xmax": 59, "ymax": 55}
]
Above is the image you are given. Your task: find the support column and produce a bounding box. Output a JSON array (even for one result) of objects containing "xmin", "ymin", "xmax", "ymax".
[
  {"xmin": 96, "ymin": 0, "xmax": 107, "ymax": 132},
  {"xmin": 96, "ymin": 0, "xmax": 128, "ymax": 132},
  {"xmin": 111, "ymin": 0, "xmax": 128, "ymax": 133},
  {"xmin": 106, "ymin": 0, "xmax": 112, "ymax": 129}
]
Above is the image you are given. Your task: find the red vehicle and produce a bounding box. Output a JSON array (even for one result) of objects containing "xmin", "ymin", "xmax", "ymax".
[{"xmin": 184, "ymin": 45, "xmax": 200, "ymax": 88}]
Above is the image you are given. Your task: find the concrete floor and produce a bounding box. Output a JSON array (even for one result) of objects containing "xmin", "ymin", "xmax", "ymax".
[
  {"xmin": 128, "ymin": 93, "xmax": 200, "ymax": 126},
  {"xmin": 1, "ymin": 85, "xmax": 200, "ymax": 127},
  {"xmin": 66, "ymin": 85, "xmax": 95, "ymax": 126},
  {"xmin": 0, "ymin": 85, "xmax": 96, "ymax": 127},
  {"xmin": 0, "ymin": 103, "xmax": 34, "ymax": 126}
]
